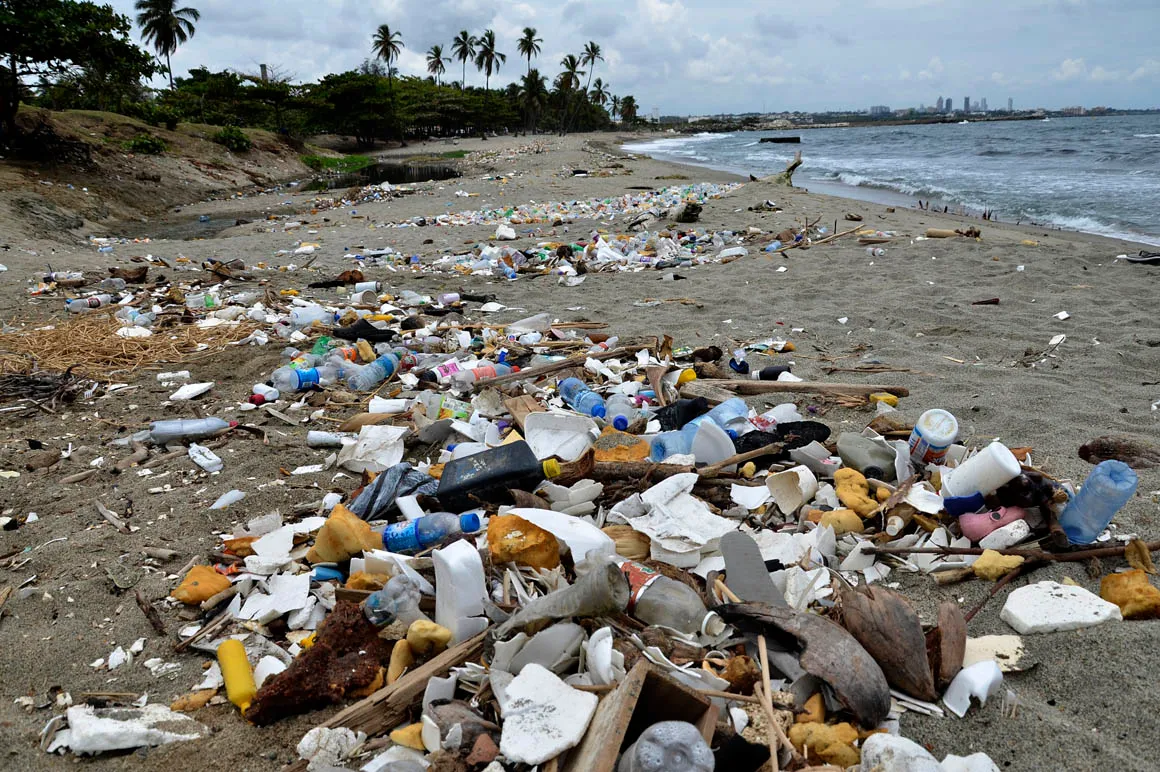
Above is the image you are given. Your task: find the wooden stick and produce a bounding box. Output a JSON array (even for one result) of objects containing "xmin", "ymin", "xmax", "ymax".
[
  {"xmin": 772, "ymin": 223, "xmax": 863, "ymax": 255},
  {"xmin": 716, "ymin": 579, "xmax": 743, "ymax": 603},
  {"xmin": 95, "ymin": 501, "xmax": 131, "ymax": 534},
  {"xmin": 869, "ymin": 540, "xmax": 1160, "ymax": 563},
  {"xmin": 695, "ymin": 379, "xmax": 909, "ymax": 398},
  {"xmin": 134, "ymin": 590, "xmax": 167, "ymax": 636},
  {"xmin": 473, "ymin": 342, "xmax": 656, "ymax": 390},
  {"xmin": 699, "ymin": 445, "xmax": 785, "ymax": 477},
  {"xmin": 174, "ymin": 609, "xmax": 231, "ymax": 653},
  {"xmin": 757, "ymin": 635, "xmax": 782, "ymax": 771}
]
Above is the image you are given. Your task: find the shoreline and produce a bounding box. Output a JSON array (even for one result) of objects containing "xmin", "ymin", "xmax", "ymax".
[{"xmin": 618, "ymin": 132, "xmax": 1160, "ymax": 249}]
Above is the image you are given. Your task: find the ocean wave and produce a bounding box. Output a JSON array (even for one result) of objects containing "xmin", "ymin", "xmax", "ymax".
[
  {"xmin": 1134, "ymin": 133, "xmax": 1160, "ymax": 138},
  {"xmin": 622, "ymin": 132, "xmax": 733, "ymax": 155}
]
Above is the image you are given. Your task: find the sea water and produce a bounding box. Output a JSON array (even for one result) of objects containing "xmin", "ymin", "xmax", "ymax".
[{"xmin": 623, "ymin": 114, "xmax": 1160, "ymax": 245}]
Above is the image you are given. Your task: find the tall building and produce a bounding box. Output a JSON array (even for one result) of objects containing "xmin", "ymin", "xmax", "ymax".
[
  {"xmin": 869, "ymin": 105, "xmax": 891, "ymax": 116},
  {"xmin": 964, "ymin": 95, "xmax": 970, "ymax": 112},
  {"xmin": 981, "ymin": 98, "xmax": 988, "ymax": 112},
  {"xmin": 936, "ymin": 96, "xmax": 944, "ymax": 112},
  {"xmin": 1008, "ymin": 97, "xmax": 1013, "ymax": 112}
]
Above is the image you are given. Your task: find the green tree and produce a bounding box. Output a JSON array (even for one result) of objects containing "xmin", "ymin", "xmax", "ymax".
[
  {"xmin": 426, "ymin": 44, "xmax": 449, "ymax": 85},
  {"xmin": 517, "ymin": 27, "xmax": 542, "ymax": 76},
  {"xmin": 1, "ymin": 0, "xmax": 156, "ymax": 141},
  {"xmin": 589, "ymin": 77, "xmax": 609, "ymax": 107},
  {"xmin": 610, "ymin": 94, "xmax": 621, "ymax": 120},
  {"xmin": 581, "ymin": 41, "xmax": 603, "ymax": 94},
  {"xmin": 473, "ymin": 29, "xmax": 505, "ymax": 91},
  {"xmin": 371, "ymin": 24, "xmax": 403, "ymax": 87},
  {"xmin": 557, "ymin": 53, "xmax": 584, "ymax": 134},
  {"xmin": 451, "ymin": 30, "xmax": 475, "ymax": 90},
  {"xmin": 134, "ymin": 0, "xmax": 200, "ymax": 89},
  {"xmin": 517, "ymin": 68, "xmax": 548, "ymax": 133},
  {"xmin": 619, "ymin": 94, "xmax": 638, "ymax": 124}
]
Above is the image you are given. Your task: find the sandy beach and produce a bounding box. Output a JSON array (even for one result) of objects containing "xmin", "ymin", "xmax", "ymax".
[{"xmin": 1, "ymin": 132, "xmax": 1158, "ymax": 771}]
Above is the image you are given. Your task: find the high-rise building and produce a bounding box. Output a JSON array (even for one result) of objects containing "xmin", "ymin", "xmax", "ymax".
[
  {"xmin": 981, "ymin": 98, "xmax": 988, "ymax": 112},
  {"xmin": 1008, "ymin": 97, "xmax": 1013, "ymax": 112},
  {"xmin": 964, "ymin": 95, "xmax": 970, "ymax": 112},
  {"xmin": 937, "ymin": 96, "xmax": 944, "ymax": 112}
]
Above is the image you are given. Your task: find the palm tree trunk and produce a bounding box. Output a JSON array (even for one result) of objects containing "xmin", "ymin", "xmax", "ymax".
[
  {"xmin": 586, "ymin": 67, "xmax": 594, "ymax": 95},
  {"xmin": 166, "ymin": 52, "xmax": 174, "ymax": 89},
  {"xmin": 462, "ymin": 61, "xmax": 467, "ymax": 90}
]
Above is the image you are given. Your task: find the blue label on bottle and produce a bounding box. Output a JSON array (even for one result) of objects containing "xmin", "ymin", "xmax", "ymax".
[
  {"xmin": 297, "ymin": 368, "xmax": 321, "ymax": 389},
  {"xmin": 383, "ymin": 521, "xmax": 422, "ymax": 553}
]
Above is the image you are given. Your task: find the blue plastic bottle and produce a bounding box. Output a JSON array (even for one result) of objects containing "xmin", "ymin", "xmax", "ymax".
[
  {"xmin": 1057, "ymin": 460, "xmax": 1138, "ymax": 545},
  {"xmin": 650, "ymin": 423, "xmax": 698, "ymax": 462},
  {"xmin": 346, "ymin": 353, "xmax": 400, "ymax": 391},
  {"xmin": 559, "ymin": 377, "xmax": 607, "ymax": 418},
  {"xmin": 382, "ymin": 512, "xmax": 481, "ymax": 554},
  {"xmin": 606, "ymin": 394, "xmax": 639, "ymax": 431}
]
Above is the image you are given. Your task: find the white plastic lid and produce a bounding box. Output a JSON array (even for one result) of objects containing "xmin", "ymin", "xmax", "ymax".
[{"xmin": 917, "ymin": 409, "xmax": 959, "ymax": 444}]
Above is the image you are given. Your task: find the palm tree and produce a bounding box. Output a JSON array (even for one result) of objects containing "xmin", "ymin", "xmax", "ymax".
[
  {"xmin": 558, "ymin": 54, "xmax": 585, "ymax": 134},
  {"xmin": 372, "ymin": 24, "xmax": 404, "ymax": 86},
  {"xmin": 134, "ymin": 0, "xmax": 201, "ymax": 89},
  {"xmin": 619, "ymin": 95, "xmax": 638, "ymax": 124},
  {"xmin": 451, "ymin": 30, "xmax": 476, "ymax": 90},
  {"xmin": 581, "ymin": 41, "xmax": 604, "ymax": 95},
  {"xmin": 610, "ymin": 95, "xmax": 622, "ymax": 120},
  {"xmin": 473, "ymin": 29, "xmax": 506, "ymax": 91},
  {"xmin": 518, "ymin": 69, "xmax": 549, "ymax": 133},
  {"xmin": 590, "ymin": 78, "xmax": 609, "ymax": 108},
  {"xmin": 517, "ymin": 27, "xmax": 542, "ymax": 76},
  {"xmin": 426, "ymin": 44, "xmax": 450, "ymax": 85}
]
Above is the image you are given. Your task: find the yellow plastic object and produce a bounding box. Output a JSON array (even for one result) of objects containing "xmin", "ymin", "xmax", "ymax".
[
  {"xmin": 171, "ymin": 565, "xmax": 231, "ymax": 605},
  {"xmin": 868, "ymin": 392, "xmax": 899, "ymax": 407},
  {"xmin": 542, "ymin": 459, "xmax": 562, "ymax": 479},
  {"xmin": 217, "ymin": 639, "xmax": 256, "ymax": 713},
  {"xmin": 306, "ymin": 504, "xmax": 381, "ymax": 564},
  {"xmin": 834, "ymin": 468, "xmax": 878, "ymax": 517},
  {"xmin": 389, "ymin": 723, "xmax": 426, "ymax": 750},
  {"xmin": 1101, "ymin": 569, "xmax": 1160, "ymax": 619},
  {"xmin": 407, "ymin": 620, "xmax": 453, "ymax": 656},
  {"xmin": 299, "ymin": 631, "xmax": 317, "ymax": 649},
  {"xmin": 487, "ymin": 514, "xmax": 561, "ymax": 570},
  {"xmin": 388, "ymin": 640, "xmax": 414, "ymax": 684},
  {"xmin": 676, "ymin": 369, "xmax": 697, "ymax": 385},
  {"xmin": 972, "ymin": 550, "xmax": 1025, "ymax": 580}
]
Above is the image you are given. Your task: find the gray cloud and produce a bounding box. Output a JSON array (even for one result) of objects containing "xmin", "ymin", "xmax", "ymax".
[{"xmin": 107, "ymin": 0, "xmax": 1159, "ymax": 112}]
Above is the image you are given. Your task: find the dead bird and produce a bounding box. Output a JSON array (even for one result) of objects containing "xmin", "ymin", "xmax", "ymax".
[{"xmin": 1079, "ymin": 436, "xmax": 1160, "ymax": 469}]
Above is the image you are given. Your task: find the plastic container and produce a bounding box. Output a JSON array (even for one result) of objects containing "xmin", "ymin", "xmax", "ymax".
[
  {"xmin": 217, "ymin": 639, "xmax": 256, "ymax": 713},
  {"xmin": 382, "ymin": 512, "xmax": 481, "ymax": 554},
  {"xmin": 188, "ymin": 443, "xmax": 223, "ymax": 473},
  {"xmin": 559, "ymin": 377, "xmax": 607, "ymax": 418},
  {"xmin": 649, "ymin": 423, "xmax": 696, "ymax": 461},
  {"xmin": 363, "ymin": 575, "xmax": 427, "ymax": 626},
  {"xmin": 97, "ymin": 277, "xmax": 127, "ymax": 291},
  {"xmin": 66, "ymin": 294, "xmax": 113, "ymax": 313},
  {"xmin": 346, "ymin": 353, "xmax": 400, "ymax": 391},
  {"xmin": 695, "ymin": 397, "xmax": 750, "ymax": 436},
  {"xmin": 449, "ymin": 362, "xmax": 514, "ymax": 389},
  {"xmin": 959, "ymin": 506, "xmax": 1027, "ymax": 542},
  {"xmin": 115, "ymin": 307, "xmax": 156, "ymax": 327},
  {"xmin": 942, "ymin": 441, "xmax": 1021, "ymax": 498},
  {"xmin": 149, "ymin": 417, "xmax": 231, "ymax": 445},
  {"xmin": 437, "ymin": 441, "xmax": 561, "ymax": 512},
  {"xmin": 908, "ymin": 409, "xmax": 959, "ymax": 465},
  {"xmin": 438, "ymin": 292, "xmax": 460, "ymax": 306},
  {"xmin": 353, "ymin": 281, "xmax": 382, "ymax": 293},
  {"xmin": 185, "ymin": 292, "xmax": 219, "ymax": 309},
  {"xmin": 252, "ymin": 383, "xmax": 280, "ymax": 402},
  {"xmin": 618, "ymin": 720, "xmax": 714, "ymax": 772},
  {"xmin": 271, "ymin": 365, "xmax": 340, "ymax": 392},
  {"xmin": 618, "ymin": 560, "xmax": 724, "ymax": 636},
  {"xmin": 838, "ymin": 432, "xmax": 897, "ymax": 481},
  {"xmin": 606, "ymin": 394, "xmax": 639, "ymax": 431},
  {"xmin": 290, "ymin": 304, "xmax": 334, "ymax": 327},
  {"xmin": 1057, "ymin": 460, "xmax": 1138, "ymax": 545}
]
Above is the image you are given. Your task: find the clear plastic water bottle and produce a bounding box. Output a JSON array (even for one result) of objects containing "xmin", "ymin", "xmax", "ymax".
[
  {"xmin": 346, "ymin": 353, "xmax": 400, "ymax": 391},
  {"xmin": 618, "ymin": 560, "xmax": 724, "ymax": 636},
  {"xmin": 271, "ymin": 365, "xmax": 340, "ymax": 392},
  {"xmin": 185, "ymin": 292, "xmax": 219, "ymax": 309},
  {"xmin": 688, "ymin": 397, "xmax": 750, "ymax": 437},
  {"xmin": 1057, "ymin": 460, "xmax": 1138, "ymax": 545},
  {"xmin": 618, "ymin": 721, "xmax": 714, "ymax": 772},
  {"xmin": 381, "ymin": 512, "xmax": 481, "ymax": 554},
  {"xmin": 97, "ymin": 277, "xmax": 127, "ymax": 291},
  {"xmin": 66, "ymin": 294, "xmax": 113, "ymax": 313},
  {"xmin": 449, "ymin": 362, "xmax": 514, "ymax": 389},
  {"xmin": 149, "ymin": 417, "xmax": 232, "ymax": 445},
  {"xmin": 606, "ymin": 394, "xmax": 639, "ymax": 431},
  {"xmin": 115, "ymin": 307, "xmax": 156, "ymax": 327},
  {"xmin": 559, "ymin": 377, "xmax": 607, "ymax": 418},
  {"xmin": 289, "ymin": 304, "xmax": 334, "ymax": 327},
  {"xmin": 364, "ymin": 575, "xmax": 427, "ymax": 626},
  {"xmin": 649, "ymin": 423, "xmax": 697, "ymax": 462}
]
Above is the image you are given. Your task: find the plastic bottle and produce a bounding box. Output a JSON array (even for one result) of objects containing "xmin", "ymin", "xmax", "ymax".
[
  {"xmin": 149, "ymin": 417, "xmax": 231, "ymax": 445},
  {"xmin": 185, "ymin": 292, "xmax": 219, "ymax": 309},
  {"xmin": 606, "ymin": 394, "xmax": 639, "ymax": 431},
  {"xmin": 364, "ymin": 575, "xmax": 427, "ymax": 626},
  {"xmin": 449, "ymin": 362, "xmax": 515, "ymax": 389},
  {"xmin": 1057, "ymin": 460, "xmax": 1138, "ymax": 545},
  {"xmin": 66, "ymin": 294, "xmax": 113, "ymax": 313},
  {"xmin": 437, "ymin": 441, "xmax": 561, "ymax": 512},
  {"xmin": 97, "ymin": 277, "xmax": 127, "ymax": 291},
  {"xmin": 942, "ymin": 442, "xmax": 1021, "ymax": 498},
  {"xmin": 908, "ymin": 409, "xmax": 959, "ymax": 465},
  {"xmin": 618, "ymin": 720, "xmax": 715, "ymax": 772},
  {"xmin": 649, "ymin": 423, "xmax": 697, "ymax": 461},
  {"xmin": 618, "ymin": 560, "xmax": 725, "ymax": 636},
  {"xmin": 346, "ymin": 353, "xmax": 400, "ymax": 391},
  {"xmin": 216, "ymin": 639, "xmax": 256, "ymax": 713},
  {"xmin": 353, "ymin": 281, "xmax": 382, "ymax": 293},
  {"xmin": 438, "ymin": 292, "xmax": 460, "ymax": 306},
  {"xmin": 252, "ymin": 383, "xmax": 280, "ymax": 402},
  {"xmin": 290, "ymin": 304, "xmax": 334, "ymax": 327},
  {"xmin": 115, "ymin": 307, "xmax": 156, "ymax": 327},
  {"xmin": 271, "ymin": 364, "xmax": 340, "ymax": 392},
  {"xmin": 46, "ymin": 271, "xmax": 84, "ymax": 283},
  {"xmin": 381, "ymin": 512, "xmax": 482, "ymax": 554},
  {"xmin": 559, "ymin": 377, "xmax": 607, "ymax": 418},
  {"xmin": 694, "ymin": 397, "xmax": 750, "ymax": 437},
  {"xmin": 837, "ymin": 432, "xmax": 897, "ymax": 481}
]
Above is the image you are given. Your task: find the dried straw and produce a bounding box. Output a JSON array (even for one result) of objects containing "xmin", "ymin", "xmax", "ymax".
[{"xmin": 0, "ymin": 312, "xmax": 261, "ymax": 377}]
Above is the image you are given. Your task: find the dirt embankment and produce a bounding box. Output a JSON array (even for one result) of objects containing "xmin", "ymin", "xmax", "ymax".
[{"xmin": 0, "ymin": 108, "xmax": 318, "ymax": 244}]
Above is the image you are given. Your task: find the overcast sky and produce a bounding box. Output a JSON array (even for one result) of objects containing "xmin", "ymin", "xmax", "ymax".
[{"xmin": 108, "ymin": 0, "xmax": 1159, "ymax": 114}]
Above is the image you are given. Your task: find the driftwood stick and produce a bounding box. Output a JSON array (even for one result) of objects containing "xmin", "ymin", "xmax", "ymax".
[
  {"xmin": 174, "ymin": 609, "xmax": 231, "ymax": 653},
  {"xmin": 474, "ymin": 342, "xmax": 657, "ymax": 390},
  {"xmin": 699, "ymin": 445, "xmax": 785, "ymax": 477},
  {"xmin": 134, "ymin": 590, "xmax": 167, "ymax": 636},
  {"xmin": 95, "ymin": 501, "xmax": 131, "ymax": 534},
  {"xmin": 696, "ymin": 380, "xmax": 909, "ymax": 398},
  {"xmin": 773, "ymin": 223, "xmax": 862, "ymax": 255},
  {"xmin": 869, "ymin": 541, "xmax": 1160, "ymax": 563}
]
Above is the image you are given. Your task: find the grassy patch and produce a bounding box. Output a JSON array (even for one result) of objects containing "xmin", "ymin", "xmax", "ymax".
[
  {"xmin": 439, "ymin": 149, "xmax": 468, "ymax": 159},
  {"xmin": 300, "ymin": 154, "xmax": 375, "ymax": 173}
]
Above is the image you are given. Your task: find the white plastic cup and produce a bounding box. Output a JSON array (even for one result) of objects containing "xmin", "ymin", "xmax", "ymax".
[
  {"xmin": 766, "ymin": 464, "xmax": 820, "ymax": 515},
  {"xmin": 909, "ymin": 409, "xmax": 959, "ymax": 465},
  {"xmin": 942, "ymin": 442, "xmax": 1021, "ymax": 498},
  {"xmin": 353, "ymin": 281, "xmax": 381, "ymax": 293}
]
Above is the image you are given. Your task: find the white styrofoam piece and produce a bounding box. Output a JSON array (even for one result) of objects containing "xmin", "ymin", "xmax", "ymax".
[
  {"xmin": 858, "ymin": 733, "xmax": 942, "ymax": 771},
  {"xmin": 942, "ymin": 660, "xmax": 1003, "ymax": 718},
  {"xmin": 498, "ymin": 664, "xmax": 598, "ymax": 765},
  {"xmin": 999, "ymin": 581, "xmax": 1122, "ymax": 634}
]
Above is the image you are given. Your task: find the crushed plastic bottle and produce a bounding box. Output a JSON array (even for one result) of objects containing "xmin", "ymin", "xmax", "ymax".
[
  {"xmin": 364, "ymin": 575, "xmax": 427, "ymax": 626},
  {"xmin": 66, "ymin": 294, "xmax": 113, "ymax": 313},
  {"xmin": 606, "ymin": 394, "xmax": 640, "ymax": 431},
  {"xmin": 346, "ymin": 353, "xmax": 400, "ymax": 391},
  {"xmin": 149, "ymin": 417, "xmax": 231, "ymax": 445},
  {"xmin": 381, "ymin": 512, "xmax": 482, "ymax": 554},
  {"xmin": 618, "ymin": 559, "xmax": 724, "ymax": 636}
]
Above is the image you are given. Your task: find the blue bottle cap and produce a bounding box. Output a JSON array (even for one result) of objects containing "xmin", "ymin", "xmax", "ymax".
[
  {"xmin": 613, "ymin": 416, "xmax": 629, "ymax": 431},
  {"xmin": 945, "ymin": 492, "xmax": 987, "ymax": 517},
  {"xmin": 591, "ymin": 405, "xmax": 607, "ymax": 419},
  {"xmin": 460, "ymin": 513, "xmax": 482, "ymax": 533}
]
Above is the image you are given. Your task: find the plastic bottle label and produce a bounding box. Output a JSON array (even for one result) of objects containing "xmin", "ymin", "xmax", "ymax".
[
  {"xmin": 435, "ymin": 361, "xmax": 462, "ymax": 381},
  {"xmin": 908, "ymin": 423, "xmax": 952, "ymax": 464},
  {"xmin": 382, "ymin": 521, "xmax": 423, "ymax": 553},
  {"xmin": 296, "ymin": 369, "xmax": 321, "ymax": 389},
  {"xmin": 620, "ymin": 561, "xmax": 662, "ymax": 612}
]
